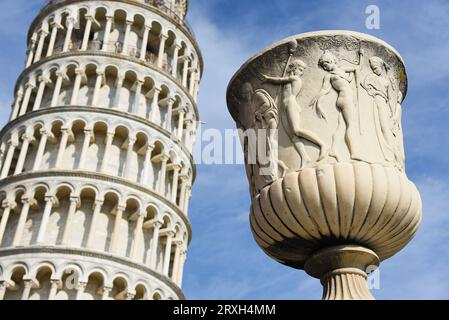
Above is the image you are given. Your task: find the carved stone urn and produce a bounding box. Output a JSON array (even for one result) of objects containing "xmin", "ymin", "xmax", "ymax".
[{"xmin": 226, "ymin": 31, "xmax": 422, "ymax": 300}]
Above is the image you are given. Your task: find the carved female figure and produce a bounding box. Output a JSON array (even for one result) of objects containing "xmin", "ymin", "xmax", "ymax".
[
  {"xmin": 361, "ymin": 56, "xmax": 396, "ymax": 162},
  {"xmin": 310, "ymin": 51, "xmax": 362, "ymax": 161},
  {"xmin": 262, "ymin": 59, "xmax": 328, "ymax": 167},
  {"xmin": 392, "ymin": 91, "xmax": 405, "ymax": 170},
  {"xmin": 239, "ymin": 82, "xmax": 280, "ymax": 191}
]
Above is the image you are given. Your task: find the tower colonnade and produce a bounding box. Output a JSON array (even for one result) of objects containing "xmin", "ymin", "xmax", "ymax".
[
  {"xmin": 0, "ymin": 172, "xmax": 190, "ymax": 300},
  {"xmin": 0, "ymin": 110, "xmax": 194, "ymax": 210},
  {"xmin": 26, "ymin": 0, "xmax": 201, "ymax": 98},
  {"xmin": 0, "ymin": 0, "xmax": 202, "ymax": 300}
]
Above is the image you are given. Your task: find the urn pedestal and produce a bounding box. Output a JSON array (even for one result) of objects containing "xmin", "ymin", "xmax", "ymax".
[{"xmin": 226, "ymin": 31, "xmax": 422, "ymax": 300}]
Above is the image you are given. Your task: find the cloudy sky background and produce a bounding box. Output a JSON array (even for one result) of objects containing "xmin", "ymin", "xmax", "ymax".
[{"xmin": 1, "ymin": 0, "xmax": 448, "ymax": 299}]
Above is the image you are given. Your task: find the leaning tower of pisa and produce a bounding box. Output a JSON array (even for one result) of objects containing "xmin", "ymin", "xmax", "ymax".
[{"xmin": 0, "ymin": 0, "xmax": 202, "ymax": 300}]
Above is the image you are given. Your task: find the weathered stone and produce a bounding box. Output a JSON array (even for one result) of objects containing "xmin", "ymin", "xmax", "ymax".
[
  {"xmin": 227, "ymin": 30, "xmax": 421, "ymax": 300},
  {"xmin": 0, "ymin": 0, "xmax": 202, "ymax": 300}
]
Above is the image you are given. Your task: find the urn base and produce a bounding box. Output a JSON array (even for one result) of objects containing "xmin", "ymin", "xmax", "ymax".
[{"xmin": 304, "ymin": 245, "xmax": 379, "ymax": 300}]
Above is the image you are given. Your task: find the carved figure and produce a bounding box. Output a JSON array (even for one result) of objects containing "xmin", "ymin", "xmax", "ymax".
[
  {"xmin": 310, "ymin": 50, "xmax": 363, "ymax": 161},
  {"xmin": 262, "ymin": 59, "xmax": 329, "ymax": 168},
  {"xmin": 392, "ymin": 91, "xmax": 405, "ymax": 170},
  {"xmin": 240, "ymin": 82, "xmax": 280, "ymax": 188},
  {"xmin": 361, "ymin": 56, "xmax": 397, "ymax": 162}
]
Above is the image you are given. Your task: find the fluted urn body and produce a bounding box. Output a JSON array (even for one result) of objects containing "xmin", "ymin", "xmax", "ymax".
[{"xmin": 226, "ymin": 31, "xmax": 422, "ymax": 300}]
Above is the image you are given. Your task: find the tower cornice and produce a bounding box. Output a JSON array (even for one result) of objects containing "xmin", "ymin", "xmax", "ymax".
[
  {"xmin": 0, "ymin": 106, "xmax": 197, "ymax": 183},
  {"xmin": 0, "ymin": 247, "xmax": 186, "ymax": 299},
  {"xmin": 0, "ymin": 170, "xmax": 193, "ymax": 244}
]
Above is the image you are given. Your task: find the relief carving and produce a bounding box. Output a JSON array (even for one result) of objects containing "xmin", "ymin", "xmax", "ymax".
[
  {"xmin": 227, "ymin": 31, "xmax": 421, "ymax": 300},
  {"xmin": 238, "ymin": 82, "xmax": 284, "ymax": 195},
  {"xmin": 227, "ymin": 32, "xmax": 410, "ymax": 180},
  {"xmin": 310, "ymin": 50, "xmax": 364, "ymax": 161},
  {"xmin": 262, "ymin": 59, "xmax": 329, "ymax": 168},
  {"xmin": 361, "ymin": 56, "xmax": 404, "ymax": 169}
]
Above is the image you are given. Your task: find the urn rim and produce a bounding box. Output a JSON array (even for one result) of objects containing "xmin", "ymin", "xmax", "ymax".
[{"xmin": 226, "ymin": 29, "xmax": 408, "ymax": 124}]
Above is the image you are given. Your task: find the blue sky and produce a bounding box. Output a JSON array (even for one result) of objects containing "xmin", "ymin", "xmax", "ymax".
[{"xmin": 1, "ymin": 0, "xmax": 449, "ymax": 299}]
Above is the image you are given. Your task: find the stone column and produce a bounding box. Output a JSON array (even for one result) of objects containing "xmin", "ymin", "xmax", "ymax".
[
  {"xmin": 0, "ymin": 139, "xmax": 18, "ymax": 179},
  {"xmin": 48, "ymin": 280, "xmax": 61, "ymax": 300},
  {"xmin": 21, "ymin": 280, "xmax": 34, "ymax": 300},
  {"xmin": 81, "ymin": 16, "xmax": 93, "ymax": 51},
  {"xmin": 124, "ymin": 137, "xmax": 136, "ymax": 179},
  {"xmin": 193, "ymin": 73, "xmax": 200, "ymax": 101},
  {"xmin": 36, "ymin": 195, "xmax": 57, "ymax": 244},
  {"xmin": 183, "ymin": 185, "xmax": 192, "ymax": 214},
  {"xmin": 171, "ymin": 164, "xmax": 181, "ymax": 203},
  {"xmin": 165, "ymin": 98, "xmax": 175, "ymax": 131},
  {"xmin": 101, "ymin": 287, "xmax": 112, "ymax": 300},
  {"xmin": 26, "ymin": 36, "xmax": 37, "ymax": 68},
  {"xmin": 0, "ymin": 147, "xmax": 4, "ymax": 172},
  {"xmin": 75, "ymin": 282, "xmax": 87, "ymax": 300},
  {"xmin": 0, "ymin": 200, "xmax": 16, "ymax": 246},
  {"xmin": 34, "ymin": 29, "xmax": 49, "ymax": 63},
  {"xmin": 14, "ymin": 134, "xmax": 34, "ymax": 175},
  {"xmin": 113, "ymin": 75, "xmax": 125, "ymax": 108},
  {"xmin": 91, "ymin": 70, "xmax": 104, "ymax": 107},
  {"xmin": 149, "ymin": 221, "xmax": 162, "ymax": 269},
  {"xmin": 32, "ymin": 76, "xmax": 51, "ymax": 111},
  {"xmin": 100, "ymin": 131, "xmax": 115, "ymax": 173},
  {"xmin": 86, "ymin": 199, "xmax": 104, "ymax": 248},
  {"xmin": 102, "ymin": 16, "xmax": 113, "ymax": 51},
  {"xmin": 189, "ymin": 69, "xmax": 196, "ymax": 95},
  {"xmin": 162, "ymin": 231, "xmax": 174, "ymax": 276},
  {"xmin": 62, "ymin": 18, "xmax": 75, "ymax": 52},
  {"xmin": 19, "ymin": 82, "xmax": 35, "ymax": 116},
  {"xmin": 189, "ymin": 129, "xmax": 196, "ymax": 153},
  {"xmin": 10, "ymin": 91, "xmax": 24, "ymax": 121},
  {"xmin": 171, "ymin": 240, "xmax": 182, "ymax": 282},
  {"xmin": 13, "ymin": 197, "xmax": 34, "ymax": 247},
  {"xmin": 182, "ymin": 57, "xmax": 190, "ymax": 87},
  {"xmin": 141, "ymin": 144, "xmax": 154, "ymax": 185},
  {"xmin": 177, "ymin": 249, "xmax": 187, "ymax": 286},
  {"xmin": 121, "ymin": 20, "xmax": 133, "ymax": 55},
  {"xmin": 51, "ymin": 71, "xmax": 66, "ymax": 107},
  {"xmin": 110, "ymin": 205, "xmax": 126, "ymax": 254},
  {"xmin": 177, "ymin": 107, "xmax": 186, "ymax": 140},
  {"xmin": 133, "ymin": 79, "xmax": 144, "ymax": 114},
  {"xmin": 171, "ymin": 43, "xmax": 181, "ymax": 77},
  {"xmin": 178, "ymin": 175, "xmax": 188, "ymax": 208},
  {"xmin": 33, "ymin": 129, "xmax": 52, "ymax": 171},
  {"xmin": 131, "ymin": 211, "xmax": 146, "ymax": 260},
  {"xmin": 0, "ymin": 281, "xmax": 8, "ymax": 300},
  {"xmin": 139, "ymin": 25, "xmax": 151, "ymax": 60},
  {"xmin": 157, "ymin": 154, "xmax": 169, "ymax": 195},
  {"xmin": 70, "ymin": 68, "xmax": 84, "ymax": 105},
  {"xmin": 55, "ymin": 127, "xmax": 69, "ymax": 168},
  {"xmin": 78, "ymin": 128, "xmax": 93, "ymax": 169},
  {"xmin": 157, "ymin": 34, "xmax": 168, "ymax": 69},
  {"xmin": 149, "ymin": 87, "xmax": 161, "ymax": 122},
  {"xmin": 61, "ymin": 196, "xmax": 79, "ymax": 245},
  {"xmin": 46, "ymin": 21, "xmax": 61, "ymax": 57},
  {"xmin": 184, "ymin": 119, "xmax": 193, "ymax": 150}
]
